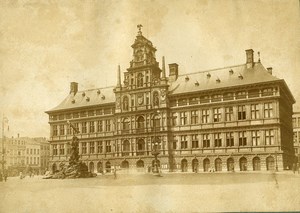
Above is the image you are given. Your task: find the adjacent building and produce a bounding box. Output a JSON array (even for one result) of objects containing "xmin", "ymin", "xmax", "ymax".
[
  {"xmin": 46, "ymin": 27, "xmax": 295, "ymax": 173},
  {"xmin": 1, "ymin": 136, "xmax": 50, "ymax": 176},
  {"xmin": 293, "ymin": 112, "xmax": 300, "ymax": 162}
]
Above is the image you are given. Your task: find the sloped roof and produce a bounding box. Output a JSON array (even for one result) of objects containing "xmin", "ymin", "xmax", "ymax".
[
  {"xmin": 47, "ymin": 86, "xmax": 115, "ymax": 113},
  {"xmin": 169, "ymin": 62, "xmax": 280, "ymax": 95}
]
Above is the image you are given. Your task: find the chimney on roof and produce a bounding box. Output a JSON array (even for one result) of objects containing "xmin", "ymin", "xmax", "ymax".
[
  {"xmin": 169, "ymin": 63, "xmax": 178, "ymax": 82},
  {"xmin": 245, "ymin": 49, "xmax": 254, "ymax": 69},
  {"xmin": 70, "ymin": 82, "xmax": 78, "ymax": 95},
  {"xmin": 267, "ymin": 67, "xmax": 273, "ymax": 75},
  {"xmin": 18, "ymin": 133, "xmax": 19, "ymax": 138},
  {"xmin": 162, "ymin": 56, "xmax": 166, "ymax": 80}
]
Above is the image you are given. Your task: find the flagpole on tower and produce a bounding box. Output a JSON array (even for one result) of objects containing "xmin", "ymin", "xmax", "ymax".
[{"xmin": 1, "ymin": 114, "xmax": 8, "ymax": 175}]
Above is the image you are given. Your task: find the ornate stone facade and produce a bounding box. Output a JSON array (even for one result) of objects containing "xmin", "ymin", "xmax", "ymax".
[{"xmin": 46, "ymin": 27, "xmax": 295, "ymax": 173}]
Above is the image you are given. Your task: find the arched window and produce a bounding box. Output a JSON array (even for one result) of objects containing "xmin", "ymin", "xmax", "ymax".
[
  {"xmin": 153, "ymin": 92, "xmax": 159, "ymax": 106},
  {"xmin": 192, "ymin": 159, "xmax": 199, "ymax": 172},
  {"xmin": 266, "ymin": 156, "xmax": 275, "ymax": 171},
  {"xmin": 123, "ymin": 96, "xmax": 129, "ymax": 111},
  {"xmin": 137, "ymin": 73, "xmax": 143, "ymax": 87},
  {"xmin": 239, "ymin": 157, "xmax": 247, "ymax": 171},
  {"xmin": 137, "ymin": 139, "xmax": 145, "ymax": 151},
  {"xmin": 89, "ymin": 162, "xmax": 94, "ymax": 173},
  {"xmin": 121, "ymin": 160, "xmax": 129, "ymax": 169},
  {"xmin": 181, "ymin": 159, "xmax": 188, "ymax": 172},
  {"xmin": 253, "ymin": 157, "xmax": 261, "ymax": 171},
  {"xmin": 122, "ymin": 140, "xmax": 130, "ymax": 156},
  {"xmin": 122, "ymin": 118, "xmax": 130, "ymax": 131},
  {"xmin": 227, "ymin": 158, "xmax": 234, "ymax": 171},
  {"xmin": 203, "ymin": 158, "xmax": 210, "ymax": 172},
  {"xmin": 137, "ymin": 116, "xmax": 145, "ymax": 129},
  {"xmin": 215, "ymin": 158, "xmax": 222, "ymax": 172},
  {"xmin": 136, "ymin": 160, "xmax": 144, "ymax": 168}
]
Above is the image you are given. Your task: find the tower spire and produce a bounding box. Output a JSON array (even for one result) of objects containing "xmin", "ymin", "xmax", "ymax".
[
  {"xmin": 117, "ymin": 64, "xmax": 121, "ymax": 87},
  {"xmin": 137, "ymin": 24, "xmax": 143, "ymax": 36},
  {"xmin": 162, "ymin": 56, "xmax": 166, "ymax": 79}
]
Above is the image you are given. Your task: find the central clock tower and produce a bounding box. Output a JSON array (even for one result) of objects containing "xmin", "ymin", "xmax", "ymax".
[{"xmin": 113, "ymin": 25, "xmax": 170, "ymax": 164}]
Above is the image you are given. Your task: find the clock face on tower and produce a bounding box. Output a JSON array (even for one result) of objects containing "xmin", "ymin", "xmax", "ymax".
[{"xmin": 137, "ymin": 94, "xmax": 144, "ymax": 105}]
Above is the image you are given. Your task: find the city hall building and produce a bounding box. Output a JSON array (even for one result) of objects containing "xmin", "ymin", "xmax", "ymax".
[{"xmin": 46, "ymin": 27, "xmax": 295, "ymax": 173}]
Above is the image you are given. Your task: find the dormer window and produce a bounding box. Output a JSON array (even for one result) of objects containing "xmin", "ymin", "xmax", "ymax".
[
  {"xmin": 82, "ymin": 92, "xmax": 85, "ymax": 97},
  {"xmin": 238, "ymin": 73, "xmax": 243, "ymax": 80},
  {"xmin": 216, "ymin": 78, "xmax": 221, "ymax": 83},
  {"xmin": 195, "ymin": 81, "xmax": 199, "ymax": 86},
  {"xmin": 185, "ymin": 76, "xmax": 189, "ymax": 81},
  {"xmin": 97, "ymin": 90, "xmax": 101, "ymax": 94},
  {"xmin": 101, "ymin": 95, "xmax": 105, "ymax": 100},
  {"xmin": 71, "ymin": 99, "xmax": 75, "ymax": 104},
  {"xmin": 86, "ymin": 97, "xmax": 90, "ymax": 102},
  {"xmin": 229, "ymin": 69, "xmax": 234, "ymax": 75},
  {"xmin": 207, "ymin": 73, "xmax": 211, "ymax": 79}
]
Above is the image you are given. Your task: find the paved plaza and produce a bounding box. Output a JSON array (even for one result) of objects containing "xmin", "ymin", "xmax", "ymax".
[{"xmin": 0, "ymin": 172, "xmax": 299, "ymax": 212}]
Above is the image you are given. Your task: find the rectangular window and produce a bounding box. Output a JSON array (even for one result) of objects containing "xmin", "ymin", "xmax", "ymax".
[
  {"xmin": 236, "ymin": 91, "xmax": 247, "ymax": 99},
  {"xmin": 264, "ymin": 103, "xmax": 273, "ymax": 118},
  {"xmin": 59, "ymin": 114, "xmax": 64, "ymax": 120},
  {"xmin": 82, "ymin": 122, "xmax": 87, "ymax": 133},
  {"xmin": 238, "ymin": 105, "xmax": 246, "ymax": 120},
  {"xmin": 67, "ymin": 125, "xmax": 72, "ymax": 135},
  {"xmin": 214, "ymin": 133, "xmax": 222, "ymax": 147},
  {"xmin": 89, "ymin": 121, "xmax": 95, "ymax": 133},
  {"xmin": 105, "ymin": 120, "xmax": 111, "ymax": 132},
  {"xmin": 211, "ymin": 94, "xmax": 222, "ymax": 102},
  {"xmin": 203, "ymin": 134, "xmax": 210, "ymax": 148},
  {"xmin": 104, "ymin": 108, "xmax": 111, "ymax": 115},
  {"xmin": 265, "ymin": 129, "xmax": 274, "ymax": 145},
  {"xmin": 180, "ymin": 112, "xmax": 187, "ymax": 125},
  {"xmin": 90, "ymin": 142, "xmax": 95, "ymax": 154},
  {"xmin": 238, "ymin": 131, "xmax": 247, "ymax": 146},
  {"xmin": 200, "ymin": 95, "xmax": 210, "ymax": 104},
  {"xmin": 262, "ymin": 88, "xmax": 273, "ymax": 96},
  {"xmin": 88, "ymin": 110, "xmax": 94, "ymax": 116},
  {"xmin": 170, "ymin": 100, "xmax": 177, "ymax": 107},
  {"xmin": 252, "ymin": 130, "xmax": 260, "ymax": 146},
  {"xmin": 173, "ymin": 136, "xmax": 177, "ymax": 149},
  {"xmin": 80, "ymin": 111, "xmax": 87, "ymax": 117},
  {"xmin": 192, "ymin": 134, "xmax": 199, "ymax": 148},
  {"xmin": 180, "ymin": 135, "xmax": 188, "ymax": 149},
  {"xmin": 97, "ymin": 120, "xmax": 103, "ymax": 132},
  {"xmin": 223, "ymin": 92, "xmax": 234, "ymax": 101},
  {"xmin": 74, "ymin": 123, "xmax": 79, "ymax": 133},
  {"xmin": 59, "ymin": 125, "xmax": 65, "ymax": 135},
  {"xmin": 294, "ymin": 132, "xmax": 298, "ymax": 144},
  {"xmin": 106, "ymin": 141, "xmax": 111, "ymax": 153},
  {"xmin": 172, "ymin": 112, "xmax": 177, "ymax": 126},
  {"xmin": 53, "ymin": 145, "xmax": 58, "ymax": 155},
  {"xmin": 191, "ymin": 110, "xmax": 198, "ymax": 124},
  {"xmin": 73, "ymin": 112, "xmax": 79, "ymax": 118},
  {"xmin": 59, "ymin": 144, "xmax": 64, "ymax": 155},
  {"xmin": 96, "ymin": 109, "xmax": 102, "ymax": 115},
  {"xmin": 248, "ymin": 89, "xmax": 260, "ymax": 98},
  {"xmin": 189, "ymin": 97, "xmax": 199, "ymax": 105},
  {"xmin": 202, "ymin": 109, "xmax": 210, "ymax": 123},
  {"xmin": 82, "ymin": 142, "xmax": 87, "ymax": 154},
  {"xmin": 226, "ymin": 132, "xmax": 234, "ymax": 147},
  {"xmin": 53, "ymin": 125, "xmax": 58, "ymax": 136},
  {"xmin": 213, "ymin": 108, "xmax": 221, "ymax": 122},
  {"xmin": 293, "ymin": 118, "xmax": 297, "ymax": 128},
  {"xmin": 66, "ymin": 113, "xmax": 71, "ymax": 119},
  {"xmin": 178, "ymin": 98, "xmax": 187, "ymax": 106},
  {"xmin": 225, "ymin": 107, "xmax": 233, "ymax": 121},
  {"xmin": 97, "ymin": 141, "xmax": 103, "ymax": 153},
  {"xmin": 251, "ymin": 104, "xmax": 259, "ymax": 119}
]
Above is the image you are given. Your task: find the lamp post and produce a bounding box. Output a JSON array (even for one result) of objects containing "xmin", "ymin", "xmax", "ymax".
[{"xmin": 152, "ymin": 110, "xmax": 161, "ymax": 175}]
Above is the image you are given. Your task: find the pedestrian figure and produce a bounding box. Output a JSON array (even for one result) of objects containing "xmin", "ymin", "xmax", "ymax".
[
  {"xmin": 113, "ymin": 166, "xmax": 117, "ymax": 179},
  {"xmin": 292, "ymin": 163, "xmax": 296, "ymax": 174},
  {"xmin": 0, "ymin": 173, "xmax": 3, "ymax": 182},
  {"xmin": 297, "ymin": 163, "xmax": 300, "ymax": 174},
  {"xmin": 4, "ymin": 173, "xmax": 7, "ymax": 182},
  {"xmin": 19, "ymin": 172, "xmax": 23, "ymax": 179}
]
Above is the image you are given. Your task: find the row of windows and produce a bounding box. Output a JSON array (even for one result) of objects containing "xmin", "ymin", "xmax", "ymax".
[
  {"xmin": 52, "ymin": 141, "xmax": 112, "ymax": 155},
  {"xmin": 172, "ymin": 103, "xmax": 274, "ymax": 125},
  {"xmin": 26, "ymin": 148, "xmax": 40, "ymax": 155},
  {"xmin": 173, "ymin": 130, "xmax": 275, "ymax": 149},
  {"xmin": 53, "ymin": 120, "xmax": 112, "ymax": 136},
  {"xmin": 26, "ymin": 156, "xmax": 40, "ymax": 165},
  {"xmin": 50, "ymin": 108, "xmax": 114, "ymax": 121},
  {"xmin": 170, "ymin": 87, "xmax": 276, "ymax": 107}
]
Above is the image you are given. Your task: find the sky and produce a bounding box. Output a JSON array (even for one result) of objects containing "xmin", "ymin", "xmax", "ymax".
[{"xmin": 0, "ymin": 0, "xmax": 299, "ymax": 138}]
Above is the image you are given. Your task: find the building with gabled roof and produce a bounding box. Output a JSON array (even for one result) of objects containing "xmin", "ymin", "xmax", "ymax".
[{"xmin": 46, "ymin": 27, "xmax": 295, "ymax": 173}]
